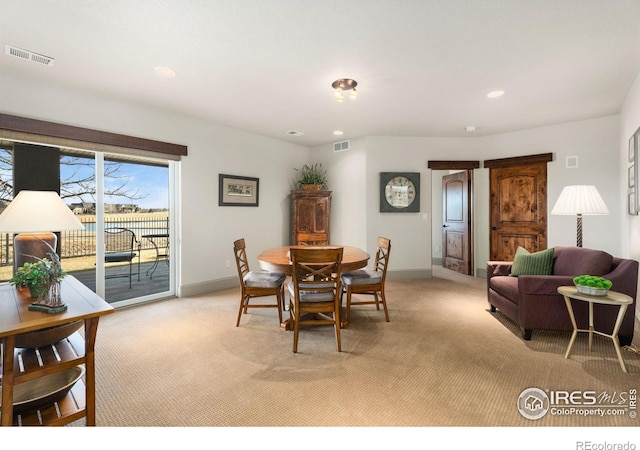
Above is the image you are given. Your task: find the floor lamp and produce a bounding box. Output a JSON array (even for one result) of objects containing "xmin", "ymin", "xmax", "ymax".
[{"xmin": 551, "ymin": 185, "xmax": 609, "ymax": 248}]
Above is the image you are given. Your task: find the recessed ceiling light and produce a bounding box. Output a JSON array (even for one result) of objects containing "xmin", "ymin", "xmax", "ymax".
[
  {"xmin": 287, "ymin": 130, "xmax": 304, "ymax": 136},
  {"xmin": 487, "ymin": 90, "xmax": 504, "ymax": 98},
  {"xmin": 465, "ymin": 126, "xmax": 477, "ymax": 132},
  {"xmin": 333, "ymin": 130, "xmax": 344, "ymax": 136},
  {"xmin": 154, "ymin": 66, "xmax": 176, "ymax": 78}
]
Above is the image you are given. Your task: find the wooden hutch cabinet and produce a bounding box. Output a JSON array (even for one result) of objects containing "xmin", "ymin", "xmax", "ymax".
[{"xmin": 290, "ymin": 190, "xmax": 331, "ymax": 245}]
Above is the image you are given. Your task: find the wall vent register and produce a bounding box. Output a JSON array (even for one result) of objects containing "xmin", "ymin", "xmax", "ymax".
[
  {"xmin": 333, "ymin": 140, "xmax": 350, "ymax": 152},
  {"xmin": 5, "ymin": 45, "xmax": 55, "ymax": 66}
]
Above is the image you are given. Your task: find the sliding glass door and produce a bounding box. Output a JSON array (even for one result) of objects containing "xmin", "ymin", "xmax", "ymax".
[
  {"xmin": 0, "ymin": 141, "xmax": 177, "ymax": 306},
  {"xmin": 64, "ymin": 150, "xmax": 176, "ymax": 305}
]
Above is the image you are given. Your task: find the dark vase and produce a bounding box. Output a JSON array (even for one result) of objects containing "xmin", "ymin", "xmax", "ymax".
[{"xmin": 28, "ymin": 283, "xmax": 48, "ymax": 300}]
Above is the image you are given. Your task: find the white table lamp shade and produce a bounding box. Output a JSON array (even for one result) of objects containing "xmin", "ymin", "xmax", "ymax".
[
  {"xmin": 551, "ymin": 185, "xmax": 609, "ymax": 216},
  {"xmin": 551, "ymin": 185, "xmax": 608, "ymax": 248},
  {"xmin": 0, "ymin": 190, "xmax": 84, "ymax": 232}
]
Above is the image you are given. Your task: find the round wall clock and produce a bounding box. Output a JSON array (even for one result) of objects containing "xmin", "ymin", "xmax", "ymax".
[{"xmin": 379, "ymin": 172, "xmax": 420, "ymax": 212}]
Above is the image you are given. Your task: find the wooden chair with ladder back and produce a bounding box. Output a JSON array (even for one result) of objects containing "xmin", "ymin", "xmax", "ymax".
[
  {"xmin": 233, "ymin": 238, "xmax": 286, "ymax": 327},
  {"xmin": 340, "ymin": 237, "xmax": 391, "ymax": 327},
  {"xmin": 288, "ymin": 246, "xmax": 343, "ymax": 352},
  {"xmin": 296, "ymin": 232, "xmax": 329, "ymax": 246}
]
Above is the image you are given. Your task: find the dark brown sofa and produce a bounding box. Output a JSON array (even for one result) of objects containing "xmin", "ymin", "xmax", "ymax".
[{"xmin": 487, "ymin": 246, "xmax": 638, "ymax": 346}]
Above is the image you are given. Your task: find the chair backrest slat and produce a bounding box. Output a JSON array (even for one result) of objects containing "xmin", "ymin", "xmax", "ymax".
[
  {"xmin": 290, "ymin": 247, "xmax": 343, "ymax": 293},
  {"xmin": 105, "ymin": 228, "xmax": 136, "ymax": 254},
  {"xmin": 297, "ymin": 233, "xmax": 329, "ymax": 246},
  {"xmin": 374, "ymin": 237, "xmax": 391, "ymax": 279},
  {"xmin": 233, "ymin": 238, "xmax": 251, "ymax": 279}
]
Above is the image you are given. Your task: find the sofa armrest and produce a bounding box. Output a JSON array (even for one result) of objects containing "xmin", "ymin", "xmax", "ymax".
[
  {"xmin": 604, "ymin": 258, "xmax": 639, "ymax": 300},
  {"xmin": 518, "ymin": 275, "xmax": 576, "ymax": 296},
  {"xmin": 487, "ymin": 261, "xmax": 513, "ymax": 278}
]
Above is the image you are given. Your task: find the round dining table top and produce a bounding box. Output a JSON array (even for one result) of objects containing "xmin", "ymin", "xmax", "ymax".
[{"xmin": 257, "ymin": 245, "xmax": 370, "ymax": 274}]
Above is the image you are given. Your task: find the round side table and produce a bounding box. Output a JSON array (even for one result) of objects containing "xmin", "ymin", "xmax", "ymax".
[{"xmin": 557, "ymin": 286, "xmax": 632, "ymax": 373}]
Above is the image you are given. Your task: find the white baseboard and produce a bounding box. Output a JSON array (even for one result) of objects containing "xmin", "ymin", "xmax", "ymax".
[
  {"xmin": 179, "ymin": 276, "xmax": 237, "ymax": 297},
  {"xmin": 387, "ymin": 269, "xmax": 431, "ymax": 279},
  {"xmin": 180, "ymin": 270, "xmax": 431, "ymax": 298}
]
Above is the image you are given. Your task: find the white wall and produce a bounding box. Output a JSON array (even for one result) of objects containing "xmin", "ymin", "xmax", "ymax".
[
  {"xmin": 316, "ymin": 135, "xmax": 478, "ymax": 277},
  {"xmin": 1, "ymin": 70, "xmax": 631, "ymax": 305},
  {"xmin": 620, "ymin": 70, "xmax": 640, "ymax": 320},
  {"xmin": 479, "ymin": 116, "xmax": 622, "ymax": 256},
  {"xmin": 315, "ymin": 116, "xmax": 622, "ymax": 279},
  {"xmin": 178, "ymin": 118, "xmax": 309, "ymax": 294},
  {"xmin": 0, "ymin": 71, "xmax": 310, "ymax": 296},
  {"xmin": 313, "ymin": 137, "xmax": 367, "ymax": 250}
]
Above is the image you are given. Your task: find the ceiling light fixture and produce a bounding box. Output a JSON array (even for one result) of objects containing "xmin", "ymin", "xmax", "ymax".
[
  {"xmin": 154, "ymin": 66, "xmax": 176, "ymax": 78},
  {"xmin": 465, "ymin": 126, "xmax": 477, "ymax": 132},
  {"xmin": 332, "ymin": 78, "xmax": 357, "ymax": 102},
  {"xmin": 487, "ymin": 90, "xmax": 505, "ymax": 98},
  {"xmin": 333, "ymin": 130, "xmax": 344, "ymax": 136}
]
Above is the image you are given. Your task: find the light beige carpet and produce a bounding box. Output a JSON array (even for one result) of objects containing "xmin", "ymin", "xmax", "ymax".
[{"xmin": 87, "ymin": 268, "xmax": 639, "ymax": 427}]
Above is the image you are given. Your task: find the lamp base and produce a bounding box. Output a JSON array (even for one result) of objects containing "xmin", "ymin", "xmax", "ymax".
[
  {"xmin": 14, "ymin": 232, "xmax": 58, "ymax": 274},
  {"xmin": 576, "ymin": 214, "xmax": 583, "ymax": 248},
  {"xmin": 28, "ymin": 302, "xmax": 68, "ymax": 314}
]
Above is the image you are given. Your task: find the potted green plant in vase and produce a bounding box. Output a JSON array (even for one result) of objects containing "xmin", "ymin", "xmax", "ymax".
[
  {"xmin": 11, "ymin": 241, "xmax": 68, "ymax": 313},
  {"xmin": 294, "ymin": 163, "xmax": 328, "ymax": 191}
]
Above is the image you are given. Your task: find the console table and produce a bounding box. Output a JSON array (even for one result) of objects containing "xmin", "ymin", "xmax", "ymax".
[
  {"xmin": 557, "ymin": 285, "xmax": 632, "ymax": 373},
  {"xmin": 0, "ymin": 276, "xmax": 114, "ymax": 426}
]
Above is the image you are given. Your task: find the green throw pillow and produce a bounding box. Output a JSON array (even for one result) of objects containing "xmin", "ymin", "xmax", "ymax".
[{"xmin": 510, "ymin": 246, "xmax": 554, "ymax": 276}]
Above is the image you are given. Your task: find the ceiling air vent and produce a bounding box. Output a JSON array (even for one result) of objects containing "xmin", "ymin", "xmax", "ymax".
[
  {"xmin": 5, "ymin": 45, "xmax": 55, "ymax": 67},
  {"xmin": 333, "ymin": 140, "xmax": 350, "ymax": 152}
]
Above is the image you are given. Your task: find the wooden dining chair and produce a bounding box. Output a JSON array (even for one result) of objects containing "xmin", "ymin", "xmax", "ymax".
[
  {"xmin": 296, "ymin": 232, "xmax": 329, "ymax": 246},
  {"xmin": 340, "ymin": 237, "xmax": 391, "ymax": 327},
  {"xmin": 288, "ymin": 246, "xmax": 344, "ymax": 353},
  {"xmin": 234, "ymin": 238, "xmax": 286, "ymax": 327}
]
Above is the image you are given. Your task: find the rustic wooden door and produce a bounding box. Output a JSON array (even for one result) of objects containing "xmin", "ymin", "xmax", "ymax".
[
  {"xmin": 487, "ymin": 155, "xmax": 551, "ymax": 261},
  {"xmin": 442, "ymin": 170, "xmax": 472, "ymax": 275}
]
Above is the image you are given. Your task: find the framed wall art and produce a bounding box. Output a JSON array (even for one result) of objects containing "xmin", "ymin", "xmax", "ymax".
[
  {"xmin": 629, "ymin": 130, "xmax": 639, "ymax": 215},
  {"xmin": 219, "ymin": 174, "xmax": 259, "ymax": 206}
]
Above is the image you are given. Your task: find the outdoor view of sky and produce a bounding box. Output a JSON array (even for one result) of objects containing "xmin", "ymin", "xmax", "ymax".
[
  {"xmin": 114, "ymin": 163, "xmax": 169, "ymax": 210},
  {"xmin": 0, "ymin": 149, "xmax": 169, "ymax": 210},
  {"xmin": 60, "ymin": 156, "xmax": 169, "ymax": 210}
]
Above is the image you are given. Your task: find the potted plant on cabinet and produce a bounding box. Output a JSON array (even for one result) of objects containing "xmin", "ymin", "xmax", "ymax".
[{"xmin": 294, "ymin": 163, "xmax": 328, "ymax": 191}]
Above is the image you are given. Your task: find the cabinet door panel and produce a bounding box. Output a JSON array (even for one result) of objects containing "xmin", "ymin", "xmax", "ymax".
[
  {"xmin": 314, "ymin": 201, "xmax": 329, "ymax": 233},
  {"xmin": 296, "ymin": 200, "xmax": 313, "ymax": 232}
]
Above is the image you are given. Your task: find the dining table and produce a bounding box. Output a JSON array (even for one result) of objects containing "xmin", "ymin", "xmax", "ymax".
[
  {"xmin": 257, "ymin": 244, "xmax": 370, "ymax": 330},
  {"xmin": 257, "ymin": 245, "xmax": 370, "ymax": 275}
]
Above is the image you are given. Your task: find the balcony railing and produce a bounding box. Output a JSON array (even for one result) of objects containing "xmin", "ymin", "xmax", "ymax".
[{"xmin": 0, "ymin": 214, "xmax": 169, "ymax": 266}]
